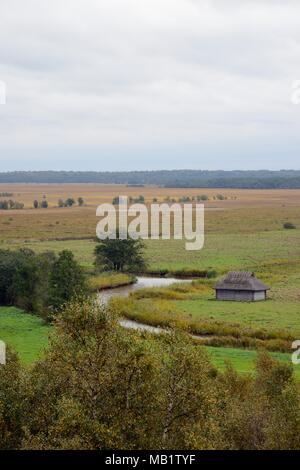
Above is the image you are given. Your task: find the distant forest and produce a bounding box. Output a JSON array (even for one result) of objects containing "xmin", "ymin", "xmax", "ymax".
[{"xmin": 1, "ymin": 170, "xmax": 300, "ymax": 188}]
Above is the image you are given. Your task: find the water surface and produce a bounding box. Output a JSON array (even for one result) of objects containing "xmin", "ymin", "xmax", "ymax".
[{"xmin": 99, "ymin": 276, "xmax": 191, "ymax": 304}]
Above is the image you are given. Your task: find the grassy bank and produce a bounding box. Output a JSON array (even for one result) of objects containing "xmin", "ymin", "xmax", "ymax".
[
  {"xmin": 87, "ymin": 272, "xmax": 136, "ymax": 291},
  {"xmin": 112, "ymin": 281, "xmax": 299, "ymax": 353}
]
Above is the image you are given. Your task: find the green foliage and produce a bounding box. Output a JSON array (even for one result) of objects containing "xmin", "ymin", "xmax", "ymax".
[
  {"xmin": 0, "ymin": 249, "xmax": 85, "ymax": 319},
  {"xmin": 0, "ymin": 249, "xmax": 54, "ymax": 317},
  {"xmin": 65, "ymin": 198, "xmax": 75, "ymax": 207},
  {"xmin": 0, "ymin": 298, "xmax": 299, "ymax": 449},
  {"xmin": 0, "ymin": 348, "xmax": 24, "ymax": 449},
  {"xmin": 95, "ymin": 236, "xmax": 146, "ymax": 272},
  {"xmin": 49, "ymin": 250, "xmax": 86, "ymax": 312},
  {"xmin": 58, "ymin": 198, "xmax": 76, "ymax": 207}
]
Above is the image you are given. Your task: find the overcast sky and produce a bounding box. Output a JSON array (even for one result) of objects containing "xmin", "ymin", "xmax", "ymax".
[{"xmin": 0, "ymin": 0, "xmax": 300, "ymax": 171}]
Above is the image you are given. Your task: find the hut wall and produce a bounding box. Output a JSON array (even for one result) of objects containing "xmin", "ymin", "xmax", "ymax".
[
  {"xmin": 216, "ymin": 289, "xmax": 253, "ymax": 301},
  {"xmin": 253, "ymin": 291, "xmax": 266, "ymax": 301}
]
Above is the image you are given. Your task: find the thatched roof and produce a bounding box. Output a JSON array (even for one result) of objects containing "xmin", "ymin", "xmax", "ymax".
[{"xmin": 215, "ymin": 272, "xmax": 270, "ymax": 292}]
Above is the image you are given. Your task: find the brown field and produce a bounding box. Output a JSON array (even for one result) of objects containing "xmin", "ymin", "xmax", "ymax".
[
  {"xmin": 1, "ymin": 184, "xmax": 300, "ymax": 243},
  {"xmin": 1, "ymin": 183, "xmax": 300, "ymax": 208}
]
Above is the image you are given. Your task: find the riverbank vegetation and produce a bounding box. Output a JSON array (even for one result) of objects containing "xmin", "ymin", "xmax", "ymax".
[
  {"xmin": 112, "ymin": 294, "xmax": 296, "ymax": 353},
  {"xmin": 111, "ymin": 273, "xmax": 300, "ymax": 353},
  {"xmin": 1, "ymin": 297, "xmax": 300, "ymax": 450},
  {"xmin": 87, "ymin": 272, "xmax": 136, "ymax": 291}
]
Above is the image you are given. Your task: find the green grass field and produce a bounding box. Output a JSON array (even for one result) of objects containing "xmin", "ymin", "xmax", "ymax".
[
  {"xmin": 0, "ymin": 307, "xmax": 50, "ymax": 364},
  {"xmin": 207, "ymin": 346, "xmax": 300, "ymax": 381},
  {"xmin": 5, "ymin": 227, "xmax": 300, "ymax": 273},
  {"xmin": 177, "ymin": 298, "xmax": 300, "ymax": 334}
]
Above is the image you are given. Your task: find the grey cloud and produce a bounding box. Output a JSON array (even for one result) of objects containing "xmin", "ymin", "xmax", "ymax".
[{"xmin": 0, "ymin": 0, "xmax": 300, "ymax": 170}]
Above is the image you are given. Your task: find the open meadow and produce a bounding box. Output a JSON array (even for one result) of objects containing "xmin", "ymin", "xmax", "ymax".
[{"xmin": 1, "ymin": 183, "xmax": 300, "ymax": 377}]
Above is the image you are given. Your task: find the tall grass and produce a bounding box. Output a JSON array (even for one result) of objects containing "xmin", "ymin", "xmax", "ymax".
[
  {"xmin": 87, "ymin": 273, "xmax": 136, "ymax": 291},
  {"xmin": 112, "ymin": 296, "xmax": 296, "ymax": 353}
]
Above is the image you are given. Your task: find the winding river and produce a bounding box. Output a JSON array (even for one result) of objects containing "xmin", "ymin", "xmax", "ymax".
[{"xmin": 98, "ymin": 276, "xmax": 193, "ymax": 334}]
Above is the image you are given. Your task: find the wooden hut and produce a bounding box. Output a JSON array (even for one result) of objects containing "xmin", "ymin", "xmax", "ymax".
[{"xmin": 214, "ymin": 272, "xmax": 269, "ymax": 302}]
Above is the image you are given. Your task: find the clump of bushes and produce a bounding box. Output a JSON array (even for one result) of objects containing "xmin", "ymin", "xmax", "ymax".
[
  {"xmin": 283, "ymin": 222, "xmax": 296, "ymax": 230},
  {"xmin": 57, "ymin": 197, "xmax": 84, "ymax": 207},
  {"xmin": 146, "ymin": 268, "xmax": 217, "ymax": 278},
  {"xmin": 172, "ymin": 268, "xmax": 217, "ymax": 278},
  {"xmin": 112, "ymin": 195, "xmax": 145, "ymax": 205},
  {"xmin": 33, "ymin": 199, "xmax": 48, "ymax": 208},
  {"xmin": 196, "ymin": 194, "xmax": 209, "ymax": 201},
  {"xmin": 0, "ymin": 200, "xmax": 24, "ymax": 210},
  {"xmin": 58, "ymin": 198, "xmax": 76, "ymax": 207}
]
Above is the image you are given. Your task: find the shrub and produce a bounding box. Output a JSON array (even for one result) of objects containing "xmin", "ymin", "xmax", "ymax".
[
  {"xmin": 283, "ymin": 222, "xmax": 296, "ymax": 230},
  {"xmin": 0, "ymin": 200, "xmax": 24, "ymax": 210}
]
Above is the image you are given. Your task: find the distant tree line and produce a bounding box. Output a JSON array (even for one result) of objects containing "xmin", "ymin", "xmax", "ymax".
[
  {"xmin": 0, "ymin": 249, "xmax": 86, "ymax": 320},
  {"xmin": 112, "ymin": 194, "xmax": 231, "ymax": 205},
  {"xmin": 1, "ymin": 170, "xmax": 300, "ymax": 188},
  {"xmin": 32, "ymin": 197, "xmax": 85, "ymax": 208},
  {"xmin": 112, "ymin": 195, "xmax": 145, "ymax": 205}
]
